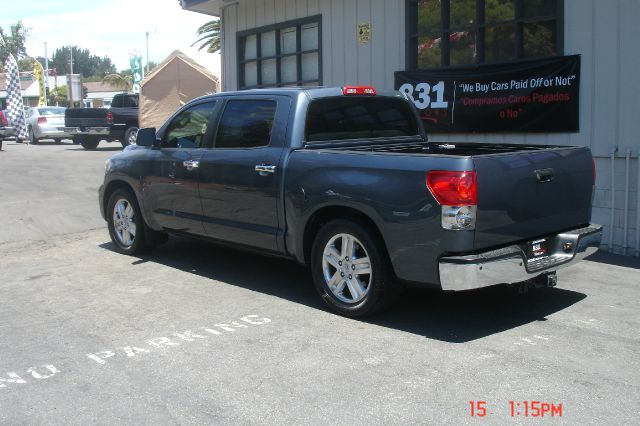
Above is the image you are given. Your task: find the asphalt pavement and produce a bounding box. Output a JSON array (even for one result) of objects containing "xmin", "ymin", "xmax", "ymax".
[{"xmin": 0, "ymin": 140, "xmax": 639, "ymax": 425}]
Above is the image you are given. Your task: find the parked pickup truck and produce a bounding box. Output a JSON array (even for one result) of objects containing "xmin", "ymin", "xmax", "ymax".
[
  {"xmin": 64, "ymin": 93, "xmax": 139, "ymax": 150},
  {"xmin": 99, "ymin": 86, "xmax": 602, "ymax": 317}
]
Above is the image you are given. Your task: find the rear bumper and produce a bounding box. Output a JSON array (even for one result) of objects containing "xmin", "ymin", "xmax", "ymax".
[
  {"xmin": 438, "ymin": 224, "xmax": 602, "ymax": 291},
  {"xmin": 36, "ymin": 127, "xmax": 72, "ymax": 138},
  {"xmin": 62, "ymin": 126, "xmax": 110, "ymax": 136},
  {"xmin": 0, "ymin": 126, "xmax": 16, "ymax": 138}
]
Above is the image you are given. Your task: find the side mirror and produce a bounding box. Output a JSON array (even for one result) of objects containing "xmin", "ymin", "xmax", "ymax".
[{"xmin": 136, "ymin": 127, "xmax": 158, "ymax": 147}]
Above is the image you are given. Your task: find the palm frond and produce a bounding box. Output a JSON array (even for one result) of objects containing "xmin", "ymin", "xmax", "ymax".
[{"xmin": 191, "ymin": 19, "xmax": 221, "ymax": 54}]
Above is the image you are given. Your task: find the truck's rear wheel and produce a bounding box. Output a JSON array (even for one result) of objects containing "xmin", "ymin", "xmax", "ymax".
[
  {"xmin": 80, "ymin": 139, "xmax": 99, "ymax": 150},
  {"xmin": 310, "ymin": 219, "xmax": 400, "ymax": 317},
  {"xmin": 122, "ymin": 126, "xmax": 139, "ymax": 148}
]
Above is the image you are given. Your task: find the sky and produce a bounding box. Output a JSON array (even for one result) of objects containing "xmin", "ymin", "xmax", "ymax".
[{"xmin": 1, "ymin": 0, "xmax": 221, "ymax": 76}]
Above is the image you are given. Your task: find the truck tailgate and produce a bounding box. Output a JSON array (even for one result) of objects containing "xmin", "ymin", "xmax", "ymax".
[
  {"xmin": 473, "ymin": 146, "xmax": 593, "ymax": 249},
  {"xmin": 65, "ymin": 108, "xmax": 109, "ymax": 127}
]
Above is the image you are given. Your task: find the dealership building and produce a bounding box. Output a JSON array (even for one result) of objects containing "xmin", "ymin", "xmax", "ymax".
[{"xmin": 181, "ymin": 0, "xmax": 639, "ymax": 257}]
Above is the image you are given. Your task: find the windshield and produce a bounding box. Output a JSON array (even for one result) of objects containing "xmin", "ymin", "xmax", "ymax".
[{"xmin": 305, "ymin": 97, "xmax": 420, "ymax": 142}]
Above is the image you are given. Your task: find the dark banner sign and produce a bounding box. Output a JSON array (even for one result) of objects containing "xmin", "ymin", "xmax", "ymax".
[{"xmin": 395, "ymin": 55, "xmax": 580, "ymax": 133}]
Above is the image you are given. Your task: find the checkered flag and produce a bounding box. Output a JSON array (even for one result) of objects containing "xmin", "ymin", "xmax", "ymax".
[{"xmin": 4, "ymin": 54, "xmax": 28, "ymax": 141}]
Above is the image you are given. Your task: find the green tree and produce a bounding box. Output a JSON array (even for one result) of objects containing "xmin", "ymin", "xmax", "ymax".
[
  {"xmin": 102, "ymin": 73, "xmax": 132, "ymax": 91},
  {"xmin": 48, "ymin": 85, "xmax": 67, "ymax": 106},
  {"xmin": 0, "ymin": 21, "xmax": 28, "ymax": 68},
  {"xmin": 50, "ymin": 46, "xmax": 116, "ymax": 77},
  {"xmin": 17, "ymin": 56, "xmax": 45, "ymax": 71},
  {"xmin": 191, "ymin": 19, "xmax": 221, "ymax": 53}
]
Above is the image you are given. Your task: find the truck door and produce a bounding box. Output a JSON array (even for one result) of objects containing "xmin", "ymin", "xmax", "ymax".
[
  {"xmin": 142, "ymin": 100, "xmax": 219, "ymax": 234},
  {"xmin": 198, "ymin": 96, "xmax": 290, "ymax": 252}
]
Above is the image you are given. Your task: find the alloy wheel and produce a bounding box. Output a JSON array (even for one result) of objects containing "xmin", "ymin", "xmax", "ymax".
[
  {"xmin": 112, "ymin": 198, "xmax": 137, "ymax": 247},
  {"xmin": 321, "ymin": 233, "xmax": 373, "ymax": 304}
]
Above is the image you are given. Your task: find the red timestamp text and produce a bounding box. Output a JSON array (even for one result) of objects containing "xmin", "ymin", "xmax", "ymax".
[
  {"xmin": 469, "ymin": 400, "xmax": 563, "ymax": 417},
  {"xmin": 510, "ymin": 401, "xmax": 563, "ymax": 417}
]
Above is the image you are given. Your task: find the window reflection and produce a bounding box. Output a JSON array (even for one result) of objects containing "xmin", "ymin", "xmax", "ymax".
[{"xmin": 412, "ymin": 0, "xmax": 560, "ymax": 68}]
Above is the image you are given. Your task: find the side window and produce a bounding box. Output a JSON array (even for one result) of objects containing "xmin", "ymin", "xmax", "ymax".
[
  {"xmin": 215, "ymin": 100, "xmax": 276, "ymax": 149},
  {"xmin": 163, "ymin": 102, "xmax": 217, "ymax": 149}
]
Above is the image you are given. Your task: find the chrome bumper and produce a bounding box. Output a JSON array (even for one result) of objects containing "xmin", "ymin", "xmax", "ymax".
[
  {"xmin": 62, "ymin": 126, "xmax": 110, "ymax": 136},
  {"xmin": 439, "ymin": 224, "xmax": 603, "ymax": 291}
]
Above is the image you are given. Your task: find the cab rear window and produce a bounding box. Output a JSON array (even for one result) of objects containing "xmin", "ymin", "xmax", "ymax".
[{"xmin": 305, "ymin": 97, "xmax": 420, "ymax": 142}]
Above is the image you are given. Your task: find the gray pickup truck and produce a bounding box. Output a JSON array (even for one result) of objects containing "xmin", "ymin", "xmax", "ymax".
[{"xmin": 99, "ymin": 86, "xmax": 602, "ymax": 317}]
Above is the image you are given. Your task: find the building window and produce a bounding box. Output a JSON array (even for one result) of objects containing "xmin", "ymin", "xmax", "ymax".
[
  {"xmin": 407, "ymin": 0, "xmax": 563, "ymax": 69},
  {"xmin": 238, "ymin": 15, "xmax": 322, "ymax": 89}
]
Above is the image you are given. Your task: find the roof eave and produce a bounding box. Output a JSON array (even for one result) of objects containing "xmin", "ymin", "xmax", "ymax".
[{"xmin": 179, "ymin": 0, "xmax": 224, "ymax": 17}]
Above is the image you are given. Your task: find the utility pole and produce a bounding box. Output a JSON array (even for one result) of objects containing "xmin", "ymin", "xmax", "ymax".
[
  {"xmin": 44, "ymin": 41, "xmax": 49, "ymax": 106},
  {"xmin": 68, "ymin": 48, "xmax": 74, "ymax": 107},
  {"xmin": 145, "ymin": 31, "xmax": 150, "ymax": 75}
]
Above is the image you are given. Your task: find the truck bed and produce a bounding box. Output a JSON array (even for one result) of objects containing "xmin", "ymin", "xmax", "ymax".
[
  {"xmin": 313, "ymin": 140, "xmax": 562, "ymax": 156},
  {"xmin": 300, "ymin": 140, "xmax": 594, "ymax": 251}
]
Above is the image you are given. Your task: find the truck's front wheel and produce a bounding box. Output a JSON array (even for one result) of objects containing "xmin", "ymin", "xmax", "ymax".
[
  {"xmin": 107, "ymin": 188, "xmax": 149, "ymax": 255},
  {"xmin": 310, "ymin": 219, "xmax": 400, "ymax": 317}
]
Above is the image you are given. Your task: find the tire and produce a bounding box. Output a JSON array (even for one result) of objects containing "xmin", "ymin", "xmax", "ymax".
[
  {"xmin": 72, "ymin": 137, "xmax": 81, "ymax": 145},
  {"xmin": 106, "ymin": 188, "xmax": 151, "ymax": 255},
  {"xmin": 310, "ymin": 219, "xmax": 401, "ymax": 317},
  {"xmin": 122, "ymin": 126, "xmax": 139, "ymax": 148},
  {"xmin": 28, "ymin": 127, "xmax": 38, "ymax": 144},
  {"xmin": 80, "ymin": 139, "xmax": 100, "ymax": 150}
]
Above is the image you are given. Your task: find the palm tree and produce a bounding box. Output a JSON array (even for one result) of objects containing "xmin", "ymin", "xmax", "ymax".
[
  {"xmin": 102, "ymin": 73, "xmax": 132, "ymax": 91},
  {"xmin": 191, "ymin": 19, "xmax": 221, "ymax": 53}
]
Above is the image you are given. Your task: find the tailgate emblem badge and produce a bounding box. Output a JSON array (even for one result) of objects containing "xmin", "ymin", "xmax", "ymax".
[{"xmin": 534, "ymin": 168, "xmax": 554, "ymax": 183}]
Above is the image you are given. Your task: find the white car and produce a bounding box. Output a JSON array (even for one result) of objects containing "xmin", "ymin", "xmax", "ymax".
[{"xmin": 24, "ymin": 107, "xmax": 71, "ymax": 144}]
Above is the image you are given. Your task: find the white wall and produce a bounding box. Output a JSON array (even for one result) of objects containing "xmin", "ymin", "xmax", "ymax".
[
  {"xmin": 220, "ymin": 0, "xmax": 640, "ymax": 255},
  {"xmin": 222, "ymin": 0, "xmax": 405, "ymax": 92}
]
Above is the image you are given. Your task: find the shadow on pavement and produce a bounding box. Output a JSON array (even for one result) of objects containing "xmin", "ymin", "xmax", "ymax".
[
  {"xmin": 31, "ymin": 141, "xmax": 73, "ymax": 145},
  {"xmin": 65, "ymin": 146, "xmax": 122, "ymax": 152},
  {"xmin": 99, "ymin": 236, "xmax": 587, "ymax": 343},
  {"xmin": 584, "ymin": 250, "xmax": 640, "ymax": 269}
]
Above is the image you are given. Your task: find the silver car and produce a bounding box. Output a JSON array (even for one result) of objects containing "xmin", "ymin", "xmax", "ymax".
[{"xmin": 25, "ymin": 107, "xmax": 71, "ymax": 144}]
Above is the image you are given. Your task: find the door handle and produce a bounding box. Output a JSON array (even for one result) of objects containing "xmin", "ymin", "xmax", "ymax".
[
  {"xmin": 255, "ymin": 164, "xmax": 276, "ymax": 174},
  {"xmin": 183, "ymin": 160, "xmax": 200, "ymax": 170}
]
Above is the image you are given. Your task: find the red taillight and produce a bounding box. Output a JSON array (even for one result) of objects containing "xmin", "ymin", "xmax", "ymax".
[
  {"xmin": 426, "ymin": 171, "xmax": 477, "ymax": 206},
  {"xmin": 343, "ymin": 86, "xmax": 377, "ymax": 96},
  {"xmin": 592, "ymin": 158, "xmax": 596, "ymax": 185},
  {"xmin": 37, "ymin": 116, "xmax": 47, "ymax": 124},
  {"xmin": 106, "ymin": 111, "xmax": 113, "ymax": 124},
  {"xmin": 0, "ymin": 111, "xmax": 7, "ymax": 127}
]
